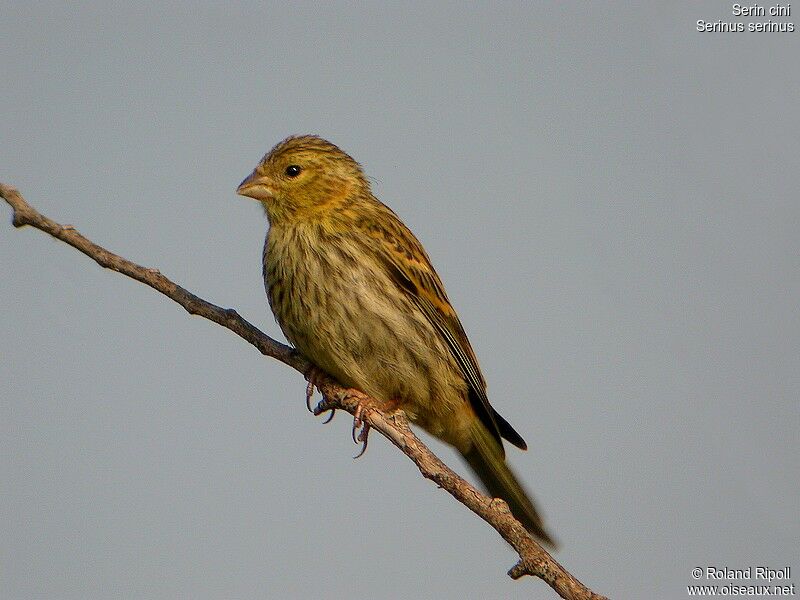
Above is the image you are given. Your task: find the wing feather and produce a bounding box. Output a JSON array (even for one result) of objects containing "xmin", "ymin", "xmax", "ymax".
[{"xmin": 354, "ymin": 205, "xmax": 511, "ymax": 448}]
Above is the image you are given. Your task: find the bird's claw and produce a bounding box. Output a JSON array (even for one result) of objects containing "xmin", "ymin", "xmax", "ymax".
[
  {"xmin": 311, "ymin": 397, "xmax": 336, "ymax": 423},
  {"xmin": 321, "ymin": 408, "xmax": 336, "ymax": 424},
  {"xmin": 305, "ymin": 379, "xmax": 315, "ymax": 413},
  {"xmin": 351, "ymin": 402, "xmax": 371, "ymax": 459},
  {"xmin": 306, "ymin": 367, "xmax": 336, "ymax": 423},
  {"xmin": 305, "ymin": 366, "xmax": 327, "ymax": 413}
]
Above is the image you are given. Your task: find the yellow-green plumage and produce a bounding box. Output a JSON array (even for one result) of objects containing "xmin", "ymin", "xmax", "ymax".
[{"xmin": 237, "ymin": 135, "xmax": 555, "ymax": 546}]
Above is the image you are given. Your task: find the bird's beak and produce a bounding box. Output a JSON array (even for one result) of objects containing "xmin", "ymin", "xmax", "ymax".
[{"xmin": 236, "ymin": 170, "xmax": 275, "ymax": 201}]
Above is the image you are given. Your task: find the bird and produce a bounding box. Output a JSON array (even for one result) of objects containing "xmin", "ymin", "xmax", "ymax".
[{"xmin": 237, "ymin": 135, "xmax": 555, "ymax": 546}]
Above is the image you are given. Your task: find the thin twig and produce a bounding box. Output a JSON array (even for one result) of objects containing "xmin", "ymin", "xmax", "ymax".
[{"xmin": 2, "ymin": 183, "xmax": 608, "ymax": 600}]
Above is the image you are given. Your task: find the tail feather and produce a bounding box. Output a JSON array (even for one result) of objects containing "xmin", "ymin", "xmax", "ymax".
[
  {"xmin": 462, "ymin": 421, "xmax": 556, "ymax": 548},
  {"xmin": 493, "ymin": 408, "xmax": 528, "ymax": 451}
]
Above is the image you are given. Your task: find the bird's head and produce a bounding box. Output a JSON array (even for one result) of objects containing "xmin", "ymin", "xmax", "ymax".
[{"xmin": 237, "ymin": 135, "xmax": 369, "ymax": 223}]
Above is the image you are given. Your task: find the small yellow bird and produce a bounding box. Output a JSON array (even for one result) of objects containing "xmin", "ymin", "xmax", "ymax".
[{"xmin": 237, "ymin": 135, "xmax": 555, "ymax": 546}]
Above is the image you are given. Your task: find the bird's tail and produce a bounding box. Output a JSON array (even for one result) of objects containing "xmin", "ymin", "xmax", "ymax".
[{"xmin": 461, "ymin": 421, "xmax": 557, "ymax": 548}]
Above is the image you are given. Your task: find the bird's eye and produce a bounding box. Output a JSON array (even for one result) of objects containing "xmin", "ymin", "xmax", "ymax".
[{"xmin": 285, "ymin": 165, "xmax": 302, "ymax": 178}]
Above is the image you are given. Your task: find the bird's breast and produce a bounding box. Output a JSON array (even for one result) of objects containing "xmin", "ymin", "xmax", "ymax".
[{"xmin": 262, "ymin": 223, "xmax": 466, "ymax": 428}]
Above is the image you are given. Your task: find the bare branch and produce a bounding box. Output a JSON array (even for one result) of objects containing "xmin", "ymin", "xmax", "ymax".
[{"xmin": 2, "ymin": 182, "xmax": 608, "ymax": 600}]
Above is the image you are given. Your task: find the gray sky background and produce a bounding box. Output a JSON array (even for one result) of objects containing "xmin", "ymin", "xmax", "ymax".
[{"xmin": 2, "ymin": 3, "xmax": 798, "ymax": 599}]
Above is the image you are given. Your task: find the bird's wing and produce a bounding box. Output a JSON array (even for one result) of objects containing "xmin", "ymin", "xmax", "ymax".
[{"xmin": 355, "ymin": 204, "xmax": 526, "ymax": 451}]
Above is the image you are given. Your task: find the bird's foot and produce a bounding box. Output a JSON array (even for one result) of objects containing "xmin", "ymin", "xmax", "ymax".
[
  {"xmin": 349, "ymin": 397, "xmax": 404, "ymax": 458},
  {"xmin": 308, "ymin": 383, "xmax": 395, "ymax": 459}
]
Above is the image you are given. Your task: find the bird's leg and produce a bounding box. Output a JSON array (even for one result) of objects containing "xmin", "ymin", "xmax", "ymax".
[{"xmin": 311, "ymin": 382, "xmax": 400, "ymax": 458}]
